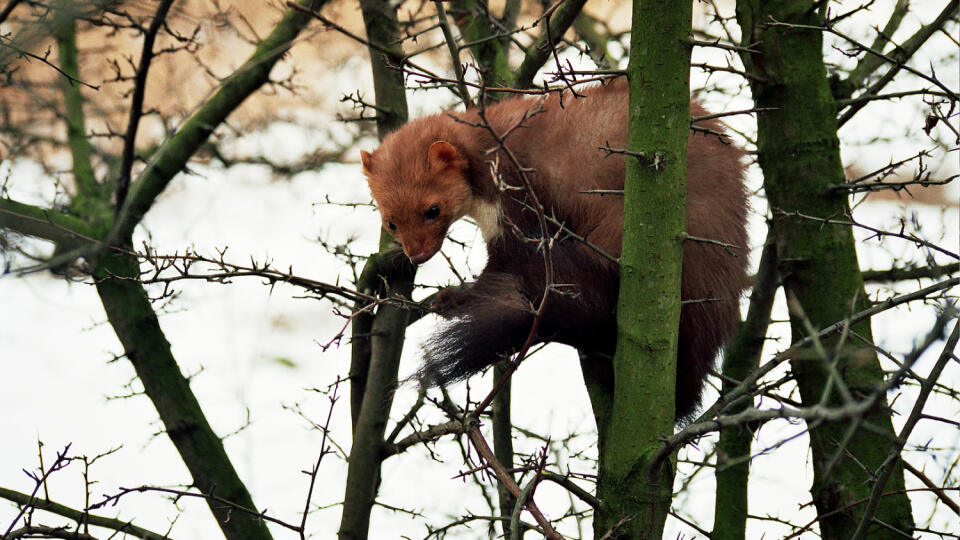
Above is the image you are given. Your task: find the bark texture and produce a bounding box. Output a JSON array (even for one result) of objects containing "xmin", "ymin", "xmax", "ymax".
[
  {"xmin": 594, "ymin": 1, "xmax": 692, "ymax": 538},
  {"xmin": 736, "ymin": 1, "xmax": 915, "ymax": 537}
]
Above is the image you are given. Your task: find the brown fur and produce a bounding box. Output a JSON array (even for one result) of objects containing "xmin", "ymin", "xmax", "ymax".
[{"xmin": 361, "ymin": 78, "xmax": 749, "ymax": 419}]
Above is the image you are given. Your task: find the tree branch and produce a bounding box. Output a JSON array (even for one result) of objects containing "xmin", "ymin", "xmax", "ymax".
[
  {"xmin": 110, "ymin": 0, "xmax": 328, "ymax": 243},
  {"xmin": 832, "ymin": 0, "xmax": 909, "ymax": 101},
  {"xmin": 53, "ymin": 17, "xmax": 99, "ymax": 204},
  {"xmin": 0, "ymin": 487, "xmax": 171, "ymax": 540},
  {"xmin": 0, "ymin": 0, "xmax": 25, "ymax": 26},
  {"xmin": 850, "ymin": 320, "xmax": 959, "ymax": 540},
  {"xmin": 0, "ymin": 197, "xmax": 97, "ymax": 248},
  {"xmin": 115, "ymin": 0, "xmax": 176, "ymax": 212},
  {"xmin": 512, "ymin": 0, "xmax": 588, "ymax": 90},
  {"xmin": 465, "ymin": 422, "xmax": 561, "ymax": 539},
  {"xmin": 863, "ymin": 262, "xmax": 959, "ymax": 283},
  {"xmin": 836, "ymin": 0, "xmax": 959, "ymax": 126}
]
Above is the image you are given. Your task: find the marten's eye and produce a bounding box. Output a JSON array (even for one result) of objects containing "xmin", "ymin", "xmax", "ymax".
[
  {"xmin": 386, "ymin": 221, "xmax": 397, "ymax": 231},
  {"xmin": 424, "ymin": 205, "xmax": 440, "ymax": 220}
]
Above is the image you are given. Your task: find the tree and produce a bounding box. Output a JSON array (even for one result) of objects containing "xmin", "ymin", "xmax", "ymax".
[
  {"xmin": 1, "ymin": 1, "xmax": 957, "ymax": 539},
  {"xmin": 735, "ymin": 2, "xmax": 917, "ymax": 536},
  {"xmin": 591, "ymin": 1, "xmax": 690, "ymax": 538},
  {"xmin": 3, "ymin": 2, "xmax": 326, "ymax": 539}
]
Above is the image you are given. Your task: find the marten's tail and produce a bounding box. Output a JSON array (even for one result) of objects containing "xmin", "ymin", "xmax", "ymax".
[{"xmin": 416, "ymin": 273, "xmax": 535, "ymax": 387}]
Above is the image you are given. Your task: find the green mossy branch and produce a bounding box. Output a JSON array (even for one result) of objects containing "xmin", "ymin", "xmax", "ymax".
[
  {"xmin": 0, "ymin": 487, "xmax": 170, "ymax": 540},
  {"xmin": 450, "ymin": 0, "xmax": 512, "ymax": 90},
  {"xmin": 87, "ymin": 3, "xmax": 326, "ymax": 539},
  {"xmin": 51, "ymin": 12, "xmax": 113, "ymax": 228},
  {"xmin": 340, "ymin": 0, "xmax": 415, "ymax": 538},
  {"xmin": 712, "ymin": 237, "xmax": 778, "ymax": 540},
  {"xmin": 93, "ymin": 250, "xmax": 274, "ymax": 540},
  {"xmin": 511, "ymin": 0, "xmax": 589, "ymax": 90},
  {"xmin": 0, "ymin": 198, "xmax": 96, "ymax": 248},
  {"xmin": 110, "ymin": 0, "xmax": 328, "ymax": 243},
  {"xmin": 53, "ymin": 18, "xmax": 97, "ymax": 205}
]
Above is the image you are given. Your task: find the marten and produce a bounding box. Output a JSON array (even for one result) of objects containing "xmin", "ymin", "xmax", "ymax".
[{"xmin": 360, "ymin": 77, "xmax": 749, "ymax": 420}]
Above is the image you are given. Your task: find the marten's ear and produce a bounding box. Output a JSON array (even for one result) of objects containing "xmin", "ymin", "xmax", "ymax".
[
  {"xmin": 428, "ymin": 141, "xmax": 466, "ymax": 173},
  {"xmin": 360, "ymin": 150, "xmax": 374, "ymax": 175}
]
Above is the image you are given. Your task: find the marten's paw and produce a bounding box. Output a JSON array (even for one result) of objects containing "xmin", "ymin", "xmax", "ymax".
[{"xmin": 431, "ymin": 284, "xmax": 473, "ymax": 316}]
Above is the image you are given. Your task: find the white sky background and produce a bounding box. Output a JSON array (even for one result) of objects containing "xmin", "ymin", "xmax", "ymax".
[{"xmin": 1, "ymin": 1, "xmax": 959, "ymax": 538}]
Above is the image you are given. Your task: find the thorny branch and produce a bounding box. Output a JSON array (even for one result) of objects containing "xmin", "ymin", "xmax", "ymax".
[
  {"xmin": 651, "ymin": 307, "xmax": 958, "ymax": 476},
  {"xmin": 133, "ymin": 245, "xmax": 430, "ymax": 313},
  {"xmin": 694, "ymin": 276, "xmax": 959, "ymax": 434},
  {"xmin": 778, "ymin": 209, "xmax": 960, "ymax": 260},
  {"xmin": 115, "ymin": 0, "xmax": 176, "ymax": 212},
  {"xmin": 466, "ymin": 423, "xmax": 562, "ymax": 539},
  {"xmin": 4, "ymin": 444, "xmax": 75, "ymax": 538},
  {"xmin": 89, "ymin": 484, "xmax": 301, "ymax": 533}
]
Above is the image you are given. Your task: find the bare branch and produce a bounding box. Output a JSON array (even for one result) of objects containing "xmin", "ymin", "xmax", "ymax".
[
  {"xmin": 116, "ymin": 0, "xmax": 176, "ymax": 212},
  {"xmin": 465, "ymin": 421, "xmax": 562, "ymax": 539},
  {"xmin": 0, "ymin": 487, "xmax": 171, "ymax": 540},
  {"xmin": 851, "ymin": 321, "xmax": 959, "ymax": 540},
  {"xmin": 110, "ymin": 0, "xmax": 328, "ymax": 243}
]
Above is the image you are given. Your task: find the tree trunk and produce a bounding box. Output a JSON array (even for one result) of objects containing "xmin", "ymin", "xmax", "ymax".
[
  {"xmin": 736, "ymin": 1, "xmax": 915, "ymax": 537},
  {"xmin": 593, "ymin": 1, "xmax": 692, "ymax": 538},
  {"xmin": 95, "ymin": 251, "xmax": 273, "ymax": 540},
  {"xmin": 712, "ymin": 238, "xmax": 778, "ymax": 539},
  {"xmin": 339, "ymin": 0, "xmax": 414, "ymax": 538}
]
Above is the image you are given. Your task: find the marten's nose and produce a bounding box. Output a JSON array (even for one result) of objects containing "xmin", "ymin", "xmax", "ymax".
[{"xmin": 409, "ymin": 251, "xmax": 431, "ymax": 265}]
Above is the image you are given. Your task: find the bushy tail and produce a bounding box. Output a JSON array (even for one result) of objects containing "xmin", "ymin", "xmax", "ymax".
[{"xmin": 417, "ymin": 273, "xmax": 534, "ymax": 387}]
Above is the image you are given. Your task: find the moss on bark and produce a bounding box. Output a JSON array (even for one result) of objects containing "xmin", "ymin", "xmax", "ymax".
[
  {"xmin": 593, "ymin": 1, "xmax": 692, "ymax": 538},
  {"xmin": 736, "ymin": 1, "xmax": 915, "ymax": 537}
]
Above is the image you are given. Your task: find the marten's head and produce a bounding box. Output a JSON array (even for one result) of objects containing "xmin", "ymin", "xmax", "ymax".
[{"xmin": 361, "ymin": 140, "xmax": 473, "ymax": 265}]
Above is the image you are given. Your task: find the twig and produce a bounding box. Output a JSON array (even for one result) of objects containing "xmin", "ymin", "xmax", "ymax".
[
  {"xmin": 299, "ymin": 378, "xmax": 340, "ymax": 539},
  {"xmin": 687, "ymin": 37, "xmax": 759, "ymax": 54},
  {"xmin": 0, "ymin": 487, "xmax": 170, "ymax": 540},
  {"xmin": 850, "ymin": 321, "xmax": 959, "ymax": 540},
  {"xmin": 0, "ymin": 38, "xmax": 101, "ymax": 90},
  {"xmin": 776, "ymin": 209, "xmax": 959, "ymax": 260},
  {"xmin": 466, "ymin": 422, "xmax": 562, "ymax": 539},
  {"xmin": 693, "ymin": 276, "xmax": 959, "ymax": 428},
  {"xmin": 383, "ymin": 420, "xmax": 465, "ymax": 457},
  {"xmin": 115, "ymin": 0, "xmax": 176, "ymax": 212},
  {"xmin": 540, "ymin": 472, "xmax": 599, "ymax": 509},
  {"xmin": 89, "ymin": 485, "xmax": 300, "ymax": 532},
  {"xmin": 902, "ymin": 461, "xmax": 960, "ymax": 516},
  {"xmin": 3, "ymin": 445, "xmax": 74, "ymax": 537}
]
